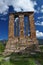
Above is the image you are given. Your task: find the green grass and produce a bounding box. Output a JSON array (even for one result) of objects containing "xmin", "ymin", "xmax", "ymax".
[
  {"xmin": 0, "ymin": 45, "xmax": 43, "ymax": 65},
  {"xmin": 29, "ymin": 52, "xmax": 43, "ymax": 65},
  {"xmin": 0, "ymin": 55, "xmax": 14, "ymax": 65},
  {"xmin": 0, "ymin": 61, "xmax": 14, "ymax": 65},
  {"xmin": 13, "ymin": 59, "xmax": 36, "ymax": 65},
  {"xmin": 40, "ymin": 46, "xmax": 43, "ymax": 51},
  {"xmin": 0, "ymin": 53, "xmax": 43, "ymax": 65},
  {"xmin": 0, "ymin": 57, "xmax": 4, "ymax": 62},
  {"xmin": 28, "ymin": 58, "xmax": 37, "ymax": 65},
  {"xmin": 36, "ymin": 58, "xmax": 43, "ymax": 65},
  {"xmin": 0, "ymin": 43, "xmax": 5, "ymax": 53},
  {"xmin": 0, "ymin": 55, "xmax": 37, "ymax": 65},
  {"xmin": 10, "ymin": 58, "xmax": 36, "ymax": 65}
]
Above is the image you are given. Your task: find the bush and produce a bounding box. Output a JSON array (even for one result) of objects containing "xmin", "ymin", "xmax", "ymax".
[{"xmin": 0, "ymin": 42, "xmax": 5, "ymax": 53}]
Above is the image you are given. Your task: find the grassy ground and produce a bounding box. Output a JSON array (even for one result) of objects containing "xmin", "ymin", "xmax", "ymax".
[
  {"xmin": 0, "ymin": 45, "xmax": 43, "ymax": 65},
  {"xmin": 10, "ymin": 58, "xmax": 36, "ymax": 65},
  {"xmin": 0, "ymin": 53, "xmax": 43, "ymax": 65},
  {"xmin": 0, "ymin": 55, "xmax": 37, "ymax": 65},
  {"xmin": 0, "ymin": 42, "xmax": 5, "ymax": 54},
  {"xmin": 37, "ymin": 45, "xmax": 43, "ymax": 65},
  {"xmin": 40, "ymin": 45, "xmax": 43, "ymax": 51}
]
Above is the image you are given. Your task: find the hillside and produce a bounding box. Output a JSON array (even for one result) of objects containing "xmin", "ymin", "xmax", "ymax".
[{"xmin": 37, "ymin": 39, "xmax": 43, "ymax": 45}]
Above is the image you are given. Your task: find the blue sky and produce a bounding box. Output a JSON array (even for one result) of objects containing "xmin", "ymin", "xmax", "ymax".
[{"xmin": 0, "ymin": 0, "xmax": 43, "ymax": 40}]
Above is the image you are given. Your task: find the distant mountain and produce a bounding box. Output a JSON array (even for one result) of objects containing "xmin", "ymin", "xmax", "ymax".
[
  {"xmin": 37, "ymin": 39, "xmax": 43, "ymax": 45},
  {"xmin": 0, "ymin": 40, "xmax": 7, "ymax": 46}
]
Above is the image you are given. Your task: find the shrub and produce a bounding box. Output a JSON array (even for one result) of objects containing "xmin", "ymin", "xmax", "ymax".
[{"xmin": 0, "ymin": 42, "xmax": 5, "ymax": 53}]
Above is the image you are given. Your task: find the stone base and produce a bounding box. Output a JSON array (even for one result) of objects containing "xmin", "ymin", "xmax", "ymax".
[{"xmin": 3, "ymin": 38, "xmax": 39, "ymax": 56}]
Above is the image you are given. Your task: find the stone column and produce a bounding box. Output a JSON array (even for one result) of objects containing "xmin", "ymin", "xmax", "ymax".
[
  {"xmin": 29, "ymin": 13, "xmax": 36, "ymax": 42},
  {"xmin": 19, "ymin": 14, "xmax": 24, "ymax": 39},
  {"xmin": 9, "ymin": 13, "xmax": 14, "ymax": 39},
  {"xmin": 29, "ymin": 13, "xmax": 39, "ymax": 50}
]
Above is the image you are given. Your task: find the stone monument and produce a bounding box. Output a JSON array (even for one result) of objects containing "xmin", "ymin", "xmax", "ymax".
[{"xmin": 3, "ymin": 12, "xmax": 39, "ymax": 55}]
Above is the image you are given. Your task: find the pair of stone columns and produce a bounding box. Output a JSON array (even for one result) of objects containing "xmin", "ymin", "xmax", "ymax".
[
  {"xmin": 8, "ymin": 13, "xmax": 24, "ymax": 39},
  {"xmin": 9, "ymin": 13, "xmax": 36, "ymax": 40}
]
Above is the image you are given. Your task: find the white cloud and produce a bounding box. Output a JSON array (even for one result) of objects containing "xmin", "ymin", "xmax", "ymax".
[
  {"xmin": 36, "ymin": 30, "xmax": 43, "ymax": 38},
  {"xmin": 35, "ymin": 21, "xmax": 43, "ymax": 26},
  {"xmin": 40, "ymin": 5, "xmax": 43, "ymax": 13},
  {"xmin": 1, "ymin": 18, "xmax": 7, "ymax": 21},
  {"xmin": 38, "ymin": 16, "xmax": 43, "ymax": 19},
  {"xmin": 41, "ymin": 9, "xmax": 43, "ymax": 13},
  {"xmin": 4, "ymin": 0, "xmax": 34, "ymax": 12},
  {"xmin": 41, "ymin": 5, "xmax": 43, "ymax": 8},
  {"xmin": 0, "ymin": 1, "xmax": 9, "ymax": 14},
  {"xmin": 34, "ymin": 10, "xmax": 39, "ymax": 13},
  {"xmin": 34, "ymin": 7, "xmax": 41, "ymax": 13},
  {"xmin": 34, "ymin": 4, "xmax": 43, "ymax": 13},
  {"xmin": 12, "ymin": 0, "xmax": 34, "ymax": 12},
  {"xmin": 34, "ymin": 1, "xmax": 37, "ymax": 5},
  {"xmin": 2, "ymin": 10, "xmax": 8, "ymax": 15},
  {"xmin": 0, "ymin": 0, "xmax": 34, "ymax": 14}
]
